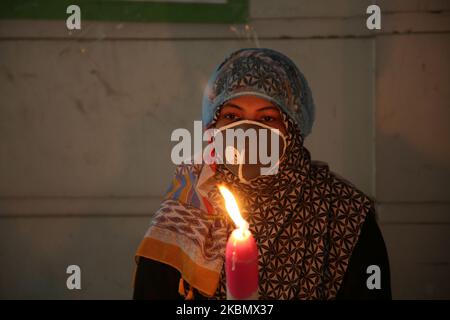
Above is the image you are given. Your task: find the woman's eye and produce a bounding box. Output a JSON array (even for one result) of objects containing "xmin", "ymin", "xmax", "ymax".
[
  {"xmin": 261, "ymin": 115, "xmax": 275, "ymax": 122},
  {"xmin": 224, "ymin": 113, "xmax": 239, "ymax": 120}
]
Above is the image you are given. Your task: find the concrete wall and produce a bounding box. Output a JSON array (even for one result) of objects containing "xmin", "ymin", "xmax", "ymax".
[{"xmin": 0, "ymin": 0, "xmax": 449, "ymax": 299}]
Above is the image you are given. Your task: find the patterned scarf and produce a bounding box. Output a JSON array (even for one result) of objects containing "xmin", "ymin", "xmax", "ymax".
[
  {"xmin": 211, "ymin": 111, "xmax": 374, "ymax": 299},
  {"xmin": 136, "ymin": 112, "xmax": 374, "ymax": 299}
]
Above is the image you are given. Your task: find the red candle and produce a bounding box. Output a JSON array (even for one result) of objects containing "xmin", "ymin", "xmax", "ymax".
[{"xmin": 218, "ymin": 185, "xmax": 259, "ymax": 300}]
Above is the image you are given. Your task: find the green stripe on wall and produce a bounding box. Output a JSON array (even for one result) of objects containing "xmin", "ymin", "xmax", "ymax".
[{"xmin": 0, "ymin": 0, "xmax": 248, "ymax": 23}]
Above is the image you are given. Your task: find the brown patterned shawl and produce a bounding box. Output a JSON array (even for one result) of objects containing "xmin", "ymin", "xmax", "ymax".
[{"xmin": 136, "ymin": 113, "xmax": 374, "ymax": 299}]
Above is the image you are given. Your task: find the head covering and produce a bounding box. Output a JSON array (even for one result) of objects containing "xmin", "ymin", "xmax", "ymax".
[
  {"xmin": 135, "ymin": 48, "xmax": 374, "ymax": 299},
  {"xmin": 202, "ymin": 48, "xmax": 315, "ymax": 137}
]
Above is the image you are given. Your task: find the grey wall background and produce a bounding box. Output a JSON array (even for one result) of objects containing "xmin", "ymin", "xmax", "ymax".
[{"xmin": 0, "ymin": 0, "xmax": 449, "ymax": 299}]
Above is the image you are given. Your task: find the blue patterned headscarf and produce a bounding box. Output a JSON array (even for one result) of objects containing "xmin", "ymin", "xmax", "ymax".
[{"xmin": 202, "ymin": 48, "xmax": 316, "ymax": 138}]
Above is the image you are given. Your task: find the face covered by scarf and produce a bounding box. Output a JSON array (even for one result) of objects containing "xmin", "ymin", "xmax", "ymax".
[{"xmin": 135, "ymin": 48, "xmax": 374, "ymax": 300}]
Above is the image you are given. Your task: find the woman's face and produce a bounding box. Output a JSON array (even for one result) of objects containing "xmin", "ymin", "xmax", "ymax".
[{"xmin": 215, "ymin": 95, "xmax": 287, "ymax": 135}]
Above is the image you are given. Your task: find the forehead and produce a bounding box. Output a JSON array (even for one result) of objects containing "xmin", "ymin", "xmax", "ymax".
[{"xmin": 224, "ymin": 95, "xmax": 278, "ymax": 110}]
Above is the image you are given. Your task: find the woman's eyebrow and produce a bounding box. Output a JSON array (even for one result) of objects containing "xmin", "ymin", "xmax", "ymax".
[
  {"xmin": 222, "ymin": 103, "xmax": 243, "ymax": 110},
  {"xmin": 256, "ymin": 106, "xmax": 279, "ymax": 112}
]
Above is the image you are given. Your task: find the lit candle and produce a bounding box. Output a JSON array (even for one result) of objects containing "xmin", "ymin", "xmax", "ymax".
[{"xmin": 218, "ymin": 185, "xmax": 259, "ymax": 300}]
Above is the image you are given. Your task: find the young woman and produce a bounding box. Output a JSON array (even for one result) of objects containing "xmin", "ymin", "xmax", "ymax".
[{"xmin": 133, "ymin": 48, "xmax": 391, "ymax": 300}]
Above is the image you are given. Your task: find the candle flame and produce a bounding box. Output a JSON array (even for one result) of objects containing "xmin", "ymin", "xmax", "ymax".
[{"xmin": 218, "ymin": 185, "xmax": 249, "ymax": 231}]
